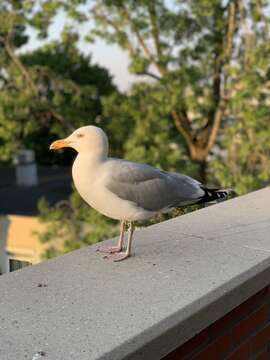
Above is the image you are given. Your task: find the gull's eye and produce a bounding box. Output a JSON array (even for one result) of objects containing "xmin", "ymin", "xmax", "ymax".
[{"xmin": 76, "ymin": 133, "xmax": 84, "ymax": 138}]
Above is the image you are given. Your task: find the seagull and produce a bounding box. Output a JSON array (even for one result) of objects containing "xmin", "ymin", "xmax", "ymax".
[{"xmin": 50, "ymin": 125, "xmax": 232, "ymax": 261}]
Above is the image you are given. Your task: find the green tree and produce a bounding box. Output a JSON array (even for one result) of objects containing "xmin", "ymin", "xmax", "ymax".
[
  {"xmin": 75, "ymin": 0, "xmax": 239, "ymax": 181},
  {"xmin": 59, "ymin": 0, "xmax": 269, "ymax": 182},
  {"xmin": 3, "ymin": 0, "xmax": 270, "ymax": 258},
  {"xmin": 0, "ymin": 1, "xmax": 120, "ymax": 256},
  {"xmin": 103, "ymin": 82, "xmax": 199, "ymax": 177},
  {"xmin": 37, "ymin": 0, "xmax": 270, "ymax": 258},
  {"xmin": 38, "ymin": 190, "xmax": 118, "ymax": 258},
  {"xmin": 0, "ymin": 32, "xmax": 116, "ymax": 164},
  {"xmin": 211, "ymin": 39, "xmax": 270, "ymax": 194},
  {"xmin": 0, "ymin": 0, "xmax": 117, "ymax": 164}
]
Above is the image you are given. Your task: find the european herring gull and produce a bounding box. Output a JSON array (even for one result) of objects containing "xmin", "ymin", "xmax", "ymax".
[{"xmin": 50, "ymin": 125, "xmax": 232, "ymax": 261}]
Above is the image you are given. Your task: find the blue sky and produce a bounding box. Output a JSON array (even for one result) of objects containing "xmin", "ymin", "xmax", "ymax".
[{"xmin": 23, "ymin": 11, "xmax": 138, "ymax": 91}]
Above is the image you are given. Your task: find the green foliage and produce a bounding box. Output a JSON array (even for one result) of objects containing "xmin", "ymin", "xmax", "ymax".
[
  {"xmin": 0, "ymin": 33, "xmax": 116, "ymax": 165},
  {"xmin": 89, "ymin": 0, "xmax": 230, "ymax": 135},
  {"xmin": 210, "ymin": 42, "xmax": 270, "ymax": 194},
  {"xmin": 1, "ymin": 0, "xmax": 270, "ymax": 259},
  {"xmin": 37, "ymin": 191, "xmax": 118, "ymax": 259},
  {"xmin": 38, "ymin": 79, "xmax": 202, "ymax": 259},
  {"xmin": 103, "ymin": 82, "xmax": 200, "ymax": 176},
  {"xmin": 0, "ymin": 0, "xmax": 119, "ymax": 257}
]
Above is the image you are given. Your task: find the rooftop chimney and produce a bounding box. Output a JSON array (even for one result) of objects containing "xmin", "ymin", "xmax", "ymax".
[{"xmin": 14, "ymin": 150, "xmax": 38, "ymax": 187}]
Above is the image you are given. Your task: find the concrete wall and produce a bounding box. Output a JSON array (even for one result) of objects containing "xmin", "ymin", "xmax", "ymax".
[
  {"xmin": 163, "ymin": 286, "xmax": 270, "ymax": 359},
  {"xmin": 0, "ymin": 187, "xmax": 270, "ymax": 359}
]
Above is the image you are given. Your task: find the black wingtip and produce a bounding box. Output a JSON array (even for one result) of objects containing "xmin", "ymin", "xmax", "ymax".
[{"xmin": 197, "ymin": 187, "xmax": 237, "ymax": 204}]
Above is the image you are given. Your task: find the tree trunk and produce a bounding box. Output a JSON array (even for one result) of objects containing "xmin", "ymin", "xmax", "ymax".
[{"xmin": 198, "ymin": 160, "xmax": 208, "ymax": 184}]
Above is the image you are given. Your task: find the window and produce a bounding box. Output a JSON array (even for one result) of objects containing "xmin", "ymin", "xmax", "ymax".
[{"xmin": 9, "ymin": 259, "xmax": 31, "ymax": 272}]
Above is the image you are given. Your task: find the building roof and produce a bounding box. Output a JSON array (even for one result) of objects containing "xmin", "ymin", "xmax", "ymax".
[{"xmin": 0, "ymin": 167, "xmax": 72, "ymax": 216}]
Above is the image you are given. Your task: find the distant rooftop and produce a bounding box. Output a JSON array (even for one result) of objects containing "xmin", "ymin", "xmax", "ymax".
[{"xmin": 0, "ymin": 166, "xmax": 72, "ymax": 216}]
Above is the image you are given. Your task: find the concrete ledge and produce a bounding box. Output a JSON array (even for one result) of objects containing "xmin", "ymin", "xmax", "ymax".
[{"xmin": 1, "ymin": 187, "xmax": 270, "ymax": 360}]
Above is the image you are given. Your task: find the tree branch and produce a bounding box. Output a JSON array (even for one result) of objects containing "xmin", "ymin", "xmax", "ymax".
[
  {"xmin": 137, "ymin": 71, "xmax": 161, "ymax": 81},
  {"xmin": 238, "ymin": 0, "xmax": 252, "ymax": 70},
  {"xmin": 5, "ymin": 35, "xmax": 39, "ymax": 96},
  {"xmin": 48, "ymin": 109, "xmax": 73, "ymax": 130},
  {"xmin": 121, "ymin": 6, "xmax": 167, "ymax": 77},
  {"xmin": 205, "ymin": 0, "xmax": 237, "ymax": 155},
  {"xmin": 171, "ymin": 109, "xmax": 194, "ymax": 150},
  {"xmin": 120, "ymin": 7, "xmax": 195, "ymax": 150},
  {"xmin": 4, "ymin": 33, "xmax": 73, "ymax": 131},
  {"xmin": 93, "ymin": 9, "xmax": 136, "ymax": 57},
  {"xmin": 212, "ymin": 53, "xmax": 222, "ymax": 110},
  {"xmin": 147, "ymin": 1, "xmax": 162, "ymax": 59},
  {"xmin": 224, "ymin": 1, "xmax": 237, "ymax": 62},
  {"xmin": 255, "ymin": 0, "xmax": 269, "ymax": 41}
]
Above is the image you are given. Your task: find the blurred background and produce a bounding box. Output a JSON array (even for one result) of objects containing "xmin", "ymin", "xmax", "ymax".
[{"xmin": 0, "ymin": 0, "xmax": 269, "ymax": 274}]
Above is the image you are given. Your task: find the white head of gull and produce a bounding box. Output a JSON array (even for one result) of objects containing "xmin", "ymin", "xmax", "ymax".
[{"xmin": 50, "ymin": 125, "xmax": 233, "ymax": 261}]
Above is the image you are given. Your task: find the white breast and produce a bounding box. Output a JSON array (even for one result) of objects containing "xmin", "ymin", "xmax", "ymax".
[{"xmin": 72, "ymin": 155, "xmax": 153, "ymax": 221}]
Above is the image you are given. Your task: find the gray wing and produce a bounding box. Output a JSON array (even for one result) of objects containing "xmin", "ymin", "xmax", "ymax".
[{"xmin": 105, "ymin": 159, "xmax": 204, "ymax": 212}]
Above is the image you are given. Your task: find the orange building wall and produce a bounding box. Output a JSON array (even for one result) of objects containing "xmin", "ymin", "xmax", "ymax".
[
  {"xmin": 6, "ymin": 215, "xmax": 47, "ymax": 263},
  {"xmin": 0, "ymin": 215, "xmax": 49, "ymax": 273}
]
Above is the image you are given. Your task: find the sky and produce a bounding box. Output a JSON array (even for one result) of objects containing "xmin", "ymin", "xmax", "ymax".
[{"xmin": 22, "ymin": 11, "xmax": 138, "ymax": 91}]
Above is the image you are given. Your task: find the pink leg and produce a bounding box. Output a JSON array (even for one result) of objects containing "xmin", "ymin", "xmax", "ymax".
[
  {"xmin": 109, "ymin": 222, "xmax": 135, "ymax": 262},
  {"xmin": 97, "ymin": 221, "xmax": 125, "ymax": 253}
]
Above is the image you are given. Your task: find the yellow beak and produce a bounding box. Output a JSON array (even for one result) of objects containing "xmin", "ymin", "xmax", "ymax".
[{"xmin": 49, "ymin": 138, "xmax": 71, "ymax": 150}]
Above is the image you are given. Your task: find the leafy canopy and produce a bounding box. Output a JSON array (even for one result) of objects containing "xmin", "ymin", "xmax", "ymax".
[{"xmin": 1, "ymin": 0, "xmax": 270, "ymax": 258}]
